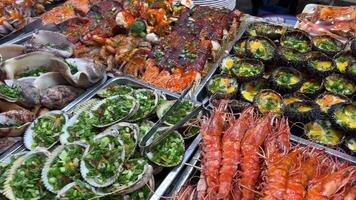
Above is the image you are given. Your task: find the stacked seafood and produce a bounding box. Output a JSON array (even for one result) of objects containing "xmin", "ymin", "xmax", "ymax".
[
  {"xmin": 55, "ymin": 0, "xmax": 242, "ymax": 92},
  {"xmin": 175, "ymin": 102, "xmax": 356, "ymax": 200},
  {"xmin": 0, "ymin": 80, "xmax": 200, "ymax": 199},
  {"xmin": 0, "ymin": 0, "xmax": 63, "ymax": 38},
  {"xmin": 204, "ymin": 21, "xmax": 356, "ymax": 154},
  {"xmin": 0, "ymin": 30, "xmax": 105, "ymax": 147}
]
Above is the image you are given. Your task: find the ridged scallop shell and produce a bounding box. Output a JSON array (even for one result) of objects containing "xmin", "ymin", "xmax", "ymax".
[
  {"xmin": 95, "ymin": 158, "xmax": 153, "ymax": 196},
  {"xmin": 69, "ymin": 98, "xmax": 100, "ymax": 116},
  {"xmin": 91, "ymin": 95, "xmax": 139, "ymax": 128},
  {"xmin": 0, "ymin": 81, "xmax": 19, "ymax": 103},
  {"xmin": 25, "ymin": 30, "xmax": 74, "ymax": 58},
  {"xmin": 128, "ymin": 89, "xmax": 159, "ymax": 122},
  {"xmin": 156, "ymin": 100, "xmax": 194, "ymax": 126},
  {"xmin": 0, "ymin": 44, "xmax": 25, "ymax": 62},
  {"xmin": 24, "ymin": 110, "xmax": 68, "ymax": 150},
  {"xmin": 60, "ymin": 111, "xmax": 96, "ymax": 144},
  {"xmin": 121, "ymin": 175, "xmax": 155, "ymax": 200},
  {"xmin": 0, "ymin": 101, "xmax": 34, "ymax": 137},
  {"xmin": 56, "ymin": 180, "xmax": 98, "ymax": 199},
  {"xmin": 104, "ymin": 122, "xmax": 139, "ymax": 159},
  {"xmin": 80, "ymin": 131, "xmax": 125, "ymax": 188},
  {"xmin": 41, "ymin": 142, "xmax": 86, "ymax": 193},
  {"xmin": 3, "ymin": 148, "xmax": 50, "ymax": 200}
]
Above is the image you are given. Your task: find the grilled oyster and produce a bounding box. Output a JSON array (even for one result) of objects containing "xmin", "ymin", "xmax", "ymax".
[
  {"xmin": 81, "ymin": 131, "xmax": 125, "ymax": 187},
  {"xmin": 232, "ymin": 59, "xmax": 264, "ymax": 82},
  {"xmin": 270, "ymin": 67, "xmax": 303, "ymax": 94},
  {"xmin": 306, "ymin": 51, "xmax": 336, "ymax": 77},
  {"xmin": 24, "ymin": 111, "xmax": 67, "ymax": 150},
  {"xmin": 246, "ymin": 36, "xmax": 276, "ymax": 63},
  {"xmin": 25, "ymin": 30, "xmax": 75, "ymax": 58},
  {"xmin": 312, "ymin": 35, "xmax": 343, "ymax": 56},
  {"xmin": 280, "ymin": 30, "xmax": 312, "ymax": 53},
  {"xmin": 324, "ymin": 74, "xmax": 355, "ymax": 96}
]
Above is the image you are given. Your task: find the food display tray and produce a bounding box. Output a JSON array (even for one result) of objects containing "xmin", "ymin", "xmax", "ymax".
[
  {"xmin": 0, "ymin": 76, "xmax": 202, "ymax": 199},
  {"xmin": 0, "ymin": 0, "xmax": 66, "ymax": 45},
  {"xmin": 190, "ymin": 16, "xmax": 356, "ymax": 164}
]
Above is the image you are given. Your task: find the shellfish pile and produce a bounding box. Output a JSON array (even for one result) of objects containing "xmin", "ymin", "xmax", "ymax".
[
  {"xmin": 0, "ymin": 81, "xmax": 200, "ymax": 199},
  {"xmin": 0, "ymin": 30, "xmax": 105, "ymax": 140}
]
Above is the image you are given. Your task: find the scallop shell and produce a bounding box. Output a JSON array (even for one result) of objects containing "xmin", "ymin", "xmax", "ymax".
[
  {"xmin": 60, "ymin": 111, "xmax": 96, "ymax": 144},
  {"xmin": 104, "ymin": 122, "xmax": 139, "ymax": 159},
  {"xmin": 41, "ymin": 142, "xmax": 86, "ymax": 193},
  {"xmin": 0, "ymin": 101, "xmax": 34, "ymax": 137},
  {"xmin": 24, "ymin": 110, "xmax": 68, "ymax": 150},
  {"xmin": 61, "ymin": 58, "xmax": 105, "ymax": 88},
  {"xmin": 80, "ymin": 131, "xmax": 125, "ymax": 188},
  {"xmin": 56, "ymin": 180, "xmax": 99, "ymax": 199},
  {"xmin": 25, "ymin": 30, "xmax": 74, "ymax": 58},
  {"xmin": 128, "ymin": 89, "xmax": 159, "ymax": 122},
  {"xmin": 95, "ymin": 158, "xmax": 153, "ymax": 196},
  {"xmin": 0, "ymin": 44, "xmax": 25, "ymax": 62},
  {"xmin": 0, "ymin": 81, "xmax": 19, "ymax": 103},
  {"xmin": 3, "ymin": 148, "xmax": 50, "ymax": 200},
  {"xmin": 91, "ymin": 95, "xmax": 139, "ymax": 128},
  {"xmin": 156, "ymin": 100, "xmax": 194, "ymax": 126},
  {"xmin": 121, "ymin": 176, "xmax": 155, "ymax": 200}
]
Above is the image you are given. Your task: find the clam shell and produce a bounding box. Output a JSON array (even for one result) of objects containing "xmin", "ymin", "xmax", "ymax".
[
  {"xmin": 61, "ymin": 58, "xmax": 105, "ymax": 88},
  {"xmin": 24, "ymin": 110, "xmax": 68, "ymax": 150},
  {"xmin": 56, "ymin": 180, "xmax": 99, "ymax": 199},
  {"xmin": 128, "ymin": 89, "xmax": 159, "ymax": 122},
  {"xmin": 60, "ymin": 111, "xmax": 96, "ymax": 144},
  {"xmin": 25, "ymin": 30, "xmax": 74, "ymax": 58},
  {"xmin": 91, "ymin": 95, "xmax": 139, "ymax": 128},
  {"xmin": 41, "ymin": 142, "xmax": 86, "ymax": 193},
  {"xmin": 0, "ymin": 44, "xmax": 25, "ymax": 62},
  {"xmin": 3, "ymin": 148, "xmax": 50, "ymax": 200},
  {"xmin": 80, "ymin": 131, "xmax": 125, "ymax": 188},
  {"xmin": 104, "ymin": 122, "xmax": 139, "ymax": 159},
  {"xmin": 95, "ymin": 158, "xmax": 153, "ymax": 196}
]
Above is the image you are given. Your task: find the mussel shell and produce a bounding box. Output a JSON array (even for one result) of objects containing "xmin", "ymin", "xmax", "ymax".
[
  {"xmin": 328, "ymin": 103, "xmax": 356, "ymax": 135},
  {"xmin": 305, "ymin": 51, "xmax": 336, "ymax": 78},
  {"xmin": 25, "ymin": 30, "xmax": 74, "ymax": 58},
  {"xmin": 0, "ymin": 44, "xmax": 25, "ymax": 62},
  {"xmin": 284, "ymin": 101, "xmax": 321, "ymax": 123},
  {"xmin": 269, "ymin": 67, "xmax": 304, "ymax": 94},
  {"xmin": 280, "ymin": 30, "xmax": 312, "ymax": 53},
  {"xmin": 41, "ymin": 142, "xmax": 86, "ymax": 193},
  {"xmin": 80, "ymin": 131, "xmax": 125, "ymax": 188},
  {"xmin": 24, "ymin": 110, "xmax": 68, "ymax": 150},
  {"xmin": 91, "ymin": 95, "xmax": 139, "ymax": 128},
  {"xmin": 95, "ymin": 158, "xmax": 153, "ymax": 195},
  {"xmin": 311, "ymin": 35, "xmax": 344, "ymax": 56},
  {"xmin": 232, "ymin": 58, "xmax": 264, "ymax": 82},
  {"xmin": 3, "ymin": 148, "xmax": 50, "ymax": 200},
  {"xmin": 246, "ymin": 36, "xmax": 277, "ymax": 63}
]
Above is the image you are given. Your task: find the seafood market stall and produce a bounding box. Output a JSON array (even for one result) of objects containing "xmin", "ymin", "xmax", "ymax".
[{"xmin": 0, "ymin": 1, "xmax": 355, "ymax": 200}]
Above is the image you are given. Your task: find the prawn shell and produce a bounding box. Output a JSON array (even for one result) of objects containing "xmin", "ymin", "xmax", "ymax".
[
  {"xmin": 3, "ymin": 148, "xmax": 50, "ymax": 200},
  {"xmin": 24, "ymin": 110, "xmax": 68, "ymax": 150},
  {"xmin": 91, "ymin": 95, "xmax": 139, "ymax": 128},
  {"xmin": 0, "ymin": 44, "xmax": 25, "ymax": 62},
  {"xmin": 103, "ymin": 122, "xmax": 139, "ymax": 160},
  {"xmin": 41, "ymin": 142, "xmax": 87, "ymax": 193},
  {"xmin": 145, "ymin": 127, "xmax": 185, "ymax": 167},
  {"xmin": 95, "ymin": 158, "xmax": 153, "ymax": 195},
  {"xmin": 25, "ymin": 30, "xmax": 74, "ymax": 58},
  {"xmin": 60, "ymin": 111, "xmax": 96, "ymax": 144},
  {"xmin": 80, "ymin": 131, "xmax": 126, "ymax": 188},
  {"xmin": 128, "ymin": 89, "xmax": 160, "ymax": 122}
]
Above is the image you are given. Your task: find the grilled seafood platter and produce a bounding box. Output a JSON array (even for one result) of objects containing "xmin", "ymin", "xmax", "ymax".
[
  {"xmin": 173, "ymin": 103, "xmax": 356, "ymax": 200},
  {"xmin": 204, "ymin": 20, "xmax": 356, "ymax": 155}
]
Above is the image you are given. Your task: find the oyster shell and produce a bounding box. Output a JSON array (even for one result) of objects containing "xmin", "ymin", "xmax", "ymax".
[
  {"xmin": 3, "ymin": 148, "xmax": 50, "ymax": 200},
  {"xmin": 41, "ymin": 142, "xmax": 86, "ymax": 193},
  {"xmin": 80, "ymin": 131, "xmax": 126, "ymax": 188},
  {"xmin": 0, "ymin": 101, "xmax": 34, "ymax": 137},
  {"xmin": 24, "ymin": 110, "xmax": 68, "ymax": 150},
  {"xmin": 96, "ymin": 158, "xmax": 153, "ymax": 195},
  {"xmin": 0, "ymin": 44, "xmax": 25, "ymax": 62},
  {"xmin": 25, "ymin": 30, "xmax": 75, "ymax": 58}
]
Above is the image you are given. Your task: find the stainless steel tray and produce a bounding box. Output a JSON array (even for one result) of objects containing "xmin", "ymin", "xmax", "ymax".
[{"xmin": 0, "ymin": 74, "xmax": 108, "ymax": 160}]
